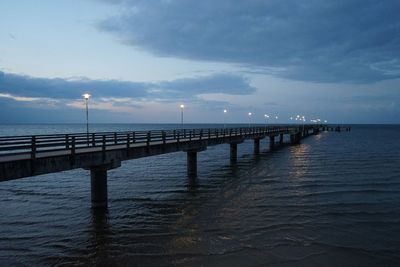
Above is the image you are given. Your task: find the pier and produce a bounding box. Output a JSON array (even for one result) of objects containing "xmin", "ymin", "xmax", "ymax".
[{"xmin": 1, "ymin": 125, "xmax": 324, "ymax": 208}]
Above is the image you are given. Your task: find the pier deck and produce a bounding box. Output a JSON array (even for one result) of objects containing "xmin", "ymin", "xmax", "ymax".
[{"xmin": 0, "ymin": 125, "xmax": 325, "ymax": 207}]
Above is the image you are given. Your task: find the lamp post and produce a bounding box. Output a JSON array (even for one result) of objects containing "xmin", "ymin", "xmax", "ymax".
[
  {"xmin": 180, "ymin": 104, "xmax": 185, "ymax": 125},
  {"xmin": 248, "ymin": 112, "xmax": 252, "ymax": 128},
  {"xmin": 223, "ymin": 109, "xmax": 227, "ymax": 128},
  {"xmin": 83, "ymin": 93, "xmax": 91, "ymax": 144},
  {"xmin": 264, "ymin": 114, "xmax": 269, "ymax": 129}
]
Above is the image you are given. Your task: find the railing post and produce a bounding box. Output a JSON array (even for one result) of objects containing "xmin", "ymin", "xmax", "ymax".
[
  {"xmin": 162, "ymin": 131, "xmax": 166, "ymax": 145},
  {"xmin": 92, "ymin": 133, "xmax": 95, "ymax": 147},
  {"xmin": 177, "ymin": 131, "xmax": 180, "ymax": 144},
  {"xmin": 173, "ymin": 130, "xmax": 176, "ymax": 139},
  {"xmin": 216, "ymin": 129, "xmax": 219, "ymax": 138},
  {"xmin": 189, "ymin": 130, "xmax": 192, "ymax": 141},
  {"xmin": 31, "ymin": 136, "xmax": 36, "ymax": 160},
  {"xmin": 127, "ymin": 133, "xmax": 130, "ymax": 149},
  {"xmin": 208, "ymin": 128, "xmax": 211, "ymax": 139},
  {"xmin": 147, "ymin": 131, "xmax": 151, "ymax": 146},
  {"xmin": 184, "ymin": 129, "xmax": 186, "ymax": 139},
  {"xmin": 114, "ymin": 133, "xmax": 117, "ymax": 144},
  {"xmin": 132, "ymin": 132, "xmax": 136, "ymax": 143},
  {"xmin": 71, "ymin": 136, "xmax": 76, "ymax": 156},
  {"xmin": 200, "ymin": 130, "xmax": 203, "ymax": 140},
  {"xmin": 102, "ymin": 135, "xmax": 106, "ymax": 159},
  {"xmin": 65, "ymin": 134, "xmax": 69, "ymax": 149}
]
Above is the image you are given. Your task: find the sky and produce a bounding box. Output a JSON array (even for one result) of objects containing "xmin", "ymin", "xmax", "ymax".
[{"xmin": 0, "ymin": 0, "xmax": 399, "ymax": 124}]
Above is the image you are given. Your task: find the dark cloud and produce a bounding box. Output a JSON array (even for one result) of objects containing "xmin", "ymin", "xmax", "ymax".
[
  {"xmin": 97, "ymin": 0, "xmax": 400, "ymax": 83},
  {"xmin": 155, "ymin": 73, "xmax": 255, "ymax": 100},
  {"xmin": 0, "ymin": 71, "xmax": 149, "ymax": 99},
  {"xmin": 0, "ymin": 71, "xmax": 254, "ymax": 100}
]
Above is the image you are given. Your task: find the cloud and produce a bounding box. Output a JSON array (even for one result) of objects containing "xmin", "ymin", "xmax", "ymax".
[
  {"xmin": 154, "ymin": 73, "xmax": 255, "ymax": 100},
  {"xmin": 0, "ymin": 71, "xmax": 149, "ymax": 100},
  {"xmin": 97, "ymin": 0, "xmax": 400, "ymax": 83},
  {"xmin": 0, "ymin": 71, "xmax": 255, "ymax": 112},
  {"xmin": 0, "ymin": 92, "xmax": 43, "ymax": 102}
]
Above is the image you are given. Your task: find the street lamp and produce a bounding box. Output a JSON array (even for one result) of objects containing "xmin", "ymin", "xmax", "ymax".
[
  {"xmin": 264, "ymin": 114, "xmax": 269, "ymax": 129},
  {"xmin": 248, "ymin": 112, "xmax": 252, "ymax": 127},
  {"xmin": 223, "ymin": 109, "xmax": 228, "ymax": 128},
  {"xmin": 180, "ymin": 104, "xmax": 185, "ymax": 125},
  {"xmin": 82, "ymin": 93, "xmax": 91, "ymax": 143}
]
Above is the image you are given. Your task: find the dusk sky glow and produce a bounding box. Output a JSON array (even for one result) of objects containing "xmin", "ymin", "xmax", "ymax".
[{"xmin": 0, "ymin": 0, "xmax": 399, "ymax": 124}]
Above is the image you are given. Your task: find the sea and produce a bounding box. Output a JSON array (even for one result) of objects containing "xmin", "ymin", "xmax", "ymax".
[{"xmin": 0, "ymin": 124, "xmax": 399, "ymax": 267}]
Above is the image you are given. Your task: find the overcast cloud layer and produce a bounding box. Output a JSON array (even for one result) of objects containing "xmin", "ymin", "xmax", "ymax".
[{"xmin": 98, "ymin": 0, "xmax": 400, "ymax": 83}]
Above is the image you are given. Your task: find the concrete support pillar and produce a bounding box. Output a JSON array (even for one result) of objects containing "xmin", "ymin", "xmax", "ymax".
[
  {"xmin": 187, "ymin": 150, "xmax": 197, "ymax": 177},
  {"xmin": 253, "ymin": 138, "xmax": 260, "ymax": 154},
  {"xmin": 230, "ymin": 143, "xmax": 238, "ymax": 161},
  {"xmin": 90, "ymin": 166, "xmax": 108, "ymax": 209},
  {"xmin": 290, "ymin": 134, "xmax": 296, "ymax": 144},
  {"xmin": 279, "ymin": 134, "xmax": 284, "ymax": 144},
  {"xmin": 290, "ymin": 133, "xmax": 301, "ymax": 145},
  {"xmin": 269, "ymin": 136, "xmax": 275, "ymax": 150}
]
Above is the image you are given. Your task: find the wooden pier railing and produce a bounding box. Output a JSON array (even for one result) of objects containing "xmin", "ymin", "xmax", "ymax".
[{"xmin": 0, "ymin": 126, "xmax": 296, "ymax": 158}]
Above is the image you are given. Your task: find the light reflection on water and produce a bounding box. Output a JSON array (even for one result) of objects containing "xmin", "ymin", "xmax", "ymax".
[{"xmin": 0, "ymin": 124, "xmax": 400, "ymax": 266}]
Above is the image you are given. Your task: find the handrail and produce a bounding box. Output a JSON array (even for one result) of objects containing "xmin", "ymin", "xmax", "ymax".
[{"xmin": 0, "ymin": 125, "xmax": 319, "ymax": 158}]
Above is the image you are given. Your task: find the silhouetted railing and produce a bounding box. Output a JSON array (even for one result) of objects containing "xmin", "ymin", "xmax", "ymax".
[{"xmin": 0, "ymin": 126, "xmax": 312, "ymax": 158}]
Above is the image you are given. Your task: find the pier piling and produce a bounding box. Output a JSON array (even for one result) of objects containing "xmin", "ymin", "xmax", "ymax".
[
  {"xmin": 90, "ymin": 165, "xmax": 108, "ymax": 209},
  {"xmin": 187, "ymin": 150, "xmax": 198, "ymax": 178},
  {"xmin": 230, "ymin": 143, "xmax": 238, "ymax": 161},
  {"xmin": 269, "ymin": 136, "xmax": 275, "ymax": 150},
  {"xmin": 254, "ymin": 138, "xmax": 260, "ymax": 154}
]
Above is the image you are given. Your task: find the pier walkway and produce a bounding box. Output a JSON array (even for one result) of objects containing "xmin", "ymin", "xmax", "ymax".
[{"xmin": 0, "ymin": 125, "xmax": 323, "ymax": 208}]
